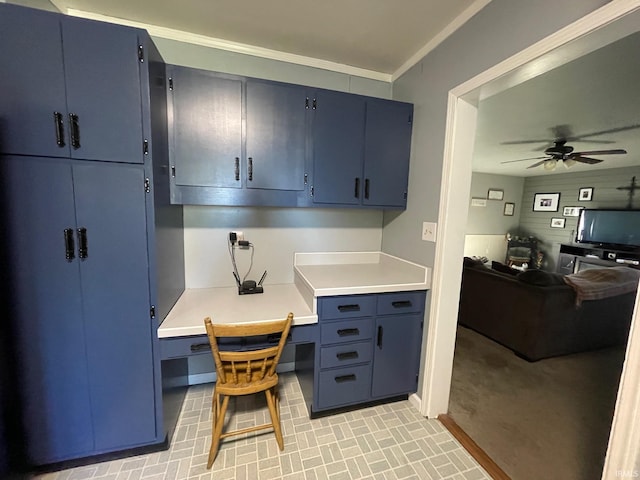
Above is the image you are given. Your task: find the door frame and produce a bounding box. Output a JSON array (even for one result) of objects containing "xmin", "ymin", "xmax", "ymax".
[{"xmin": 420, "ymin": 1, "xmax": 640, "ymax": 476}]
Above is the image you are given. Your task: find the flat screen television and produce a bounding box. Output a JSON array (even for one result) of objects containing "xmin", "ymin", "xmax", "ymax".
[{"xmin": 576, "ymin": 209, "xmax": 640, "ymax": 250}]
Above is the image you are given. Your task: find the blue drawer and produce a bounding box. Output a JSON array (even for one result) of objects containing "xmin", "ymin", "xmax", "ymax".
[
  {"xmin": 376, "ymin": 291, "xmax": 426, "ymax": 316},
  {"xmin": 159, "ymin": 324, "xmax": 318, "ymax": 360},
  {"xmin": 317, "ymin": 364, "xmax": 371, "ymax": 409},
  {"xmin": 320, "ymin": 318, "xmax": 373, "ymax": 345},
  {"xmin": 320, "ymin": 341, "xmax": 372, "ymax": 369},
  {"xmin": 319, "ymin": 295, "xmax": 376, "ymax": 320}
]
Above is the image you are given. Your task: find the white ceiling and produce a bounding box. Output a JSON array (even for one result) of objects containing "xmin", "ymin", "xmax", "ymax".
[
  {"xmin": 472, "ymin": 16, "xmax": 640, "ymax": 177},
  {"xmin": 50, "ymin": 0, "xmax": 483, "ymax": 77}
]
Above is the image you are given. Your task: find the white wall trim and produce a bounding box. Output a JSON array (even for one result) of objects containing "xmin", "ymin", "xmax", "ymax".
[
  {"xmin": 61, "ymin": 8, "xmax": 392, "ymax": 83},
  {"xmin": 426, "ymin": 0, "xmax": 640, "ymax": 477},
  {"xmin": 391, "ymin": 0, "xmax": 493, "ymax": 82}
]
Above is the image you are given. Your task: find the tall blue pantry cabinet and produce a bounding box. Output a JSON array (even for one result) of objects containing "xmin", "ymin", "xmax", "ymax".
[{"xmin": 0, "ymin": 3, "xmax": 184, "ymax": 471}]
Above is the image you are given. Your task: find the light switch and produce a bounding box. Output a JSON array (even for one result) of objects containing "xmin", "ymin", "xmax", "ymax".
[{"xmin": 422, "ymin": 222, "xmax": 437, "ymax": 242}]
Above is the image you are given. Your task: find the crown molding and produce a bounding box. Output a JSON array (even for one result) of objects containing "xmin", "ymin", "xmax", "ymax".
[
  {"xmin": 63, "ymin": 8, "xmax": 392, "ymax": 82},
  {"xmin": 391, "ymin": 0, "xmax": 493, "ymax": 82}
]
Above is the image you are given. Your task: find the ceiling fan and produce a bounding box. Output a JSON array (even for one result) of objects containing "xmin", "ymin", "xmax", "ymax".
[{"xmin": 501, "ymin": 139, "xmax": 627, "ymax": 170}]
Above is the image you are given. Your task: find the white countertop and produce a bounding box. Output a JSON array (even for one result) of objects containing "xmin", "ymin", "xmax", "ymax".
[
  {"xmin": 294, "ymin": 251, "xmax": 430, "ymax": 297},
  {"xmin": 158, "ymin": 251, "xmax": 430, "ymax": 339},
  {"xmin": 158, "ymin": 283, "xmax": 317, "ymax": 338}
]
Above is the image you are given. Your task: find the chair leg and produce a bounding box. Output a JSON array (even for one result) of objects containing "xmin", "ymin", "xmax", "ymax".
[
  {"xmin": 207, "ymin": 393, "xmax": 230, "ymax": 469},
  {"xmin": 265, "ymin": 388, "xmax": 284, "ymax": 450}
]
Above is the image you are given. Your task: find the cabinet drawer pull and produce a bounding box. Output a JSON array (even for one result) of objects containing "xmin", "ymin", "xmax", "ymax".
[
  {"xmin": 391, "ymin": 300, "xmax": 412, "ymax": 308},
  {"xmin": 190, "ymin": 343, "xmax": 211, "ymax": 353},
  {"xmin": 64, "ymin": 228, "xmax": 75, "ymax": 261},
  {"xmin": 354, "ymin": 177, "xmax": 360, "ymax": 198},
  {"xmin": 267, "ymin": 333, "xmax": 292, "ymax": 344},
  {"xmin": 234, "ymin": 157, "xmax": 240, "ymax": 181},
  {"xmin": 337, "ymin": 304, "xmax": 360, "ymax": 313},
  {"xmin": 53, "ymin": 111, "xmax": 65, "ymax": 147},
  {"xmin": 335, "ymin": 374, "xmax": 356, "ymax": 383},
  {"xmin": 364, "ymin": 178, "xmax": 370, "ymax": 199},
  {"xmin": 337, "ymin": 328, "xmax": 359, "ymax": 337},
  {"xmin": 248, "ymin": 157, "xmax": 253, "ymax": 181},
  {"xmin": 77, "ymin": 227, "xmax": 88, "ymax": 259},
  {"xmin": 69, "ymin": 113, "xmax": 80, "ymax": 149},
  {"xmin": 336, "ymin": 351, "xmax": 358, "ymax": 361},
  {"xmin": 377, "ymin": 326, "xmax": 383, "ymax": 349}
]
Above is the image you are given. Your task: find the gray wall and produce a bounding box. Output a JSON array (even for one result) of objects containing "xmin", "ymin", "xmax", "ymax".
[
  {"xmin": 520, "ymin": 166, "xmax": 640, "ymax": 270},
  {"xmin": 383, "ymin": 0, "xmax": 611, "ymax": 394},
  {"xmin": 467, "ymin": 172, "xmax": 524, "ymax": 234},
  {"xmin": 6, "ymin": 0, "xmax": 59, "ymax": 11},
  {"xmin": 382, "ymin": 0, "xmax": 611, "ymax": 265}
]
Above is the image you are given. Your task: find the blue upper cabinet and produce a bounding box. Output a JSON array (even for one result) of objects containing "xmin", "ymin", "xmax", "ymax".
[
  {"xmin": 0, "ymin": 4, "xmax": 144, "ymax": 163},
  {"xmin": 167, "ymin": 67, "xmax": 311, "ymax": 205},
  {"xmin": 246, "ymin": 80, "xmax": 308, "ymax": 192},
  {"xmin": 363, "ymin": 99, "xmax": 413, "ymax": 208},
  {"xmin": 168, "ymin": 66, "xmax": 242, "ymax": 188},
  {"xmin": 311, "ymin": 90, "xmax": 366, "ymax": 205},
  {"xmin": 311, "ymin": 92, "xmax": 413, "ymax": 209}
]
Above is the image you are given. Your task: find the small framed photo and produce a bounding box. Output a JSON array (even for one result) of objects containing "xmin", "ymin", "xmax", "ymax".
[
  {"xmin": 470, "ymin": 198, "xmax": 487, "ymax": 207},
  {"xmin": 563, "ymin": 206, "xmax": 583, "ymax": 217},
  {"xmin": 504, "ymin": 202, "xmax": 515, "ymax": 216},
  {"xmin": 550, "ymin": 218, "xmax": 566, "ymax": 228},
  {"xmin": 579, "ymin": 187, "xmax": 593, "ymax": 201},
  {"xmin": 488, "ymin": 188, "xmax": 504, "ymax": 201},
  {"xmin": 533, "ymin": 192, "xmax": 560, "ymax": 212}
]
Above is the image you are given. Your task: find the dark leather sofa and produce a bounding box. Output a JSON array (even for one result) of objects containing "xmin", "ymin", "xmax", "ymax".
[{"xmin": 458, "ymin": 260, "xmax": 636, "ymax": 361}]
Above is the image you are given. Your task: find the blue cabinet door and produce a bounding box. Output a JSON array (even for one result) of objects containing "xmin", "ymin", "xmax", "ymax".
[
  {"xmin": 371, "ymin": 314, "xmax": 422, "ymax": 398},
  {"xmin": 168, "ymin": 66, "xmax": 242, "ymax": 188},
  {"xmin": 311, "ymin": 90, "xmax": 366, "ymax": 205},
  {"xmin": 0, "ymin": 5, "xmax": 68, "ymax": 158},
  {"xmin": 363, "ymin": 99, "xmax": 413, "ymax": 207},
  {"xmin": 3, "ymin": 156, "xmax": 94, "ymax": 464},
  {"xmin": 246, "ymin": 80, "xmax": 308, "ymax": 191},
  {"xmin": 73, "ymin": 163, "xmax": 156, "ymax": 450},
  {"xmin": 62, "ymin": 17, "xmax": 144, "ymax": 163}
]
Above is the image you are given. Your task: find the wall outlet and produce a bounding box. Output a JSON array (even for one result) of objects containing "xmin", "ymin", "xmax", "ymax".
[
  {"xmin": 233, "ymin": 231, "xmax": 244, "ymax": 241},
  {"xmin": 422, "ymin": 222, "xmax": 437, "ymax": 242}
]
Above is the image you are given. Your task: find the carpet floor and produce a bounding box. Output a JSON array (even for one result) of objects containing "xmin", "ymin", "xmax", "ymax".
[{"xmin": 448, "ymin": 326, "xmax": 626, "ymax": 480}]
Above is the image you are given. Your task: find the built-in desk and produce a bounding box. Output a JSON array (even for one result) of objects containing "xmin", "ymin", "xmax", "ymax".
[{"xmin": 158, "ymin": 251, "xmax": 431, "ymax": 441}]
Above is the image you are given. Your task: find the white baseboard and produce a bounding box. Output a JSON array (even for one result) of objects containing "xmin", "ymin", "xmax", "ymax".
[{"xmin": 409, "ymin": 392, "xmax": 422, "ymax": 414}]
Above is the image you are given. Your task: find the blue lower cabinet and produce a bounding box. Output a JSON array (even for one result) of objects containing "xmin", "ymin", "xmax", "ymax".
[{"xmin": 314, "ymin": 291, "xmax": 425, "ymax": 413}]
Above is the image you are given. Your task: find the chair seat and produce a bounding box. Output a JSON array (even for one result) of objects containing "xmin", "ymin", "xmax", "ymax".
[{"xmin": 215, "ymin": 373, "xmax": 279, "ymax": 396}]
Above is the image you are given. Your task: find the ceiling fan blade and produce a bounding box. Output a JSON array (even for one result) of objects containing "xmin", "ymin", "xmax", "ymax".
[
  {"xmin": 501, "ymin": 139, "xmax": 550, "ymax": 145},
  {"xmin": 573, "ymin": 156, "xmax": 603, "ymax": 165},
  {"xmin": 500, "ymin": 156, "xmax": 548, "ymax": 164},
  {"xmin": 527, "ymin": 160, "xmax": 548, "ymax": 169},
  {"xmin": 568, "ymin": 124, "xmax": 640, "ymax": 141},
  {"xmin": 573, "ymin": 149, "xmax": 627, "ymax": 156}
]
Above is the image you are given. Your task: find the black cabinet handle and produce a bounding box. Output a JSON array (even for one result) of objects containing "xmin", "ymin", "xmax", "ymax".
[
  {"xmin": 69, "ymin": 113, "xmax": 80, "ymax": 149},
  {"xmin": 364, "ymin": 178, "xmax": 370, "ymax": 199},
  {"xmin": 248, "ymin": 157, "xmax": 253, "ymax": 181},
  {"xmin": 336, "ymin": 351, "xmax": 359, "ymax": 361},
  {"xmin": 391, "ymin": 300, "xmax": 412, "ymax": 308},
  {"xmin": 335, "ymin": 374, "xmax": 356, "ymax": 383},
  {"xmin": 354, "ymin": 178, "xmax": 360, "ymax": 198},
  {"xmin": 64, "ymin": 228, "xmax": 75, "ymax": 261},
  {"xmin": 190, "ymin": 343, "xmax": 211, "ymax": 353},
  {"xmin": 267, "ymin": 333, "xmax": 292, "ymax": 344},
  {"xmin": 377, "ymin": 326, "xmax": 383, "ymax": 349},
  {"xmin": 53, "ymin": 112, "xmax": 65, "ymax": 147},
  {"xmin": 77, "ymin": 227, "xmax": 88, "ymax": 259},
  {"xmin": 337, "ymin": 328, "xmax": 359, "ymax": 337},
  {"xmin": 337, "ymin": 304, "xmax": 360, "ymax": 312},
  {"xmin": 234, "ymin": 157, "xmax": 240, "ymax": 181}
]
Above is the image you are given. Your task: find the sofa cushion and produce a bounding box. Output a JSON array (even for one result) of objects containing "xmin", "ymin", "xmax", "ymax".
[
  {"xmin": 463, "ymin": 256, "xmax": 487, "ymax": 269},
  {"xmin": 517, "ymin": 269, "xmax": 566, "ymax": 286},
  {"xmin": 491, "ymin": 261, "xmax": 519, "ymax": 276}
]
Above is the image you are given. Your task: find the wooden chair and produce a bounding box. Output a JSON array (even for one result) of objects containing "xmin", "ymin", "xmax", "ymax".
[{"xmin": 203, "ymin": 313, "xmax": 293, "ymax": 468}]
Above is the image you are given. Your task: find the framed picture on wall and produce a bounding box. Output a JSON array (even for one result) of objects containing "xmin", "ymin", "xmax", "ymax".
[
  {"xmin": 533, "ymin": 192, "xmax": 560, "ymax": 212},
  {"xmin": 488, "ymin": 188, "xmax": 504, "ymax": 200},
  {"xmin": 504, "ymin": 202, "xmax": 515, "ymax": 216},
  {"xmin": 579, "ymin": 187, "xmax": 593, "ymax": 201},
  {"xmin": 550, "ymin": 218, "xmax": 566, "ymax": 228},
  {"xmin": 563, "ymin": 206, "xmax": 583, "ymax": 217}
]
